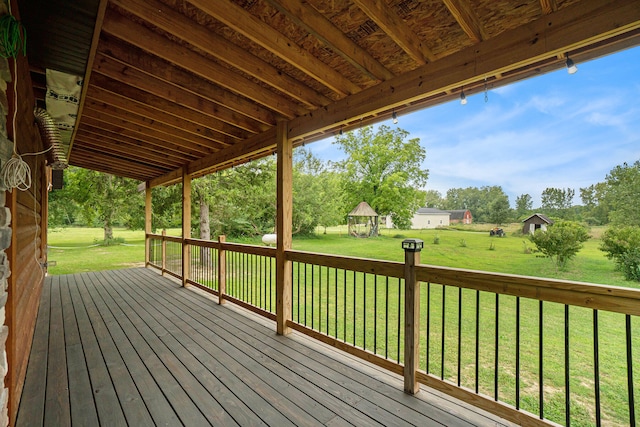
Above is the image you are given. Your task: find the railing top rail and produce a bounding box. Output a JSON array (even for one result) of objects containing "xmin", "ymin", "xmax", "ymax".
[
  {"xmin": 287, "ymin": 249, "xmax": 404, "ymax": 278},
  {"xmin": 147, "ymin": 233, "xmax": 182, "ymax": 243},
  {"xmin": 186, "ymin": 238, "xmax": 276, "ymax": 257},
  {"xmin": 419, "ymin": 264, "xmax": 640, "ymax": 316},
  {"xmin": 185, "ymin": 237, "xmax": 221, "ymax": 249}
]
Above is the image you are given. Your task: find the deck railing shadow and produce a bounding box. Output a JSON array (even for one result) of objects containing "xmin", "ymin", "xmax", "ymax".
[{"xmin": 147, "ymin": 232, "xmax": 638, "ymax": 427}]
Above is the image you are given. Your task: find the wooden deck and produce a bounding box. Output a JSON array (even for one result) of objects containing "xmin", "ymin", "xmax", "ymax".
[{"xmin": 16, "ymin": 267, "xmax": 515, "ymax": 426}]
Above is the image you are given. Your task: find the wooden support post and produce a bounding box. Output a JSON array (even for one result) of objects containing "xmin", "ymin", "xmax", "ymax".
[
  {"xmin": 182, "ymin": 168, "xmax": 191, "ymax": 287},
  {"xmin": 403, "ymin": 239, "xmax": 423, "ymax": 394},
  {"xmin": 218, "ymin": 235, "xmax": 226, "ymax": 304},
  {"xmin": 276, "ymin": 120, "xmax": 293, "ymax": 335},
  {"xmin": 161, "ymin": 229, "xmax": 167, "ymax": 274},
  {"xmin": 144, "ymin": 182, "xmax": 152, "ymax": 267}
]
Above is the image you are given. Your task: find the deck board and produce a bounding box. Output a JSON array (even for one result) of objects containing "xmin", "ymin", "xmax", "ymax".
[{"xmin": 17, "ymin": 267, "xmax": 515, "ymax": 427}]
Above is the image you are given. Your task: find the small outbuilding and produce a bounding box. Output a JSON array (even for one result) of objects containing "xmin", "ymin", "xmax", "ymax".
[
  {"xmin": 446, "ymin": 209, "xmax": 473, "ymax": 224},
  {"xmin": 411, "ymin": 208, "xmax": 451, "ymax": 229},
  {"xmin": 348, "ymin": 201, "xmax": 379, "ymax": 238},
  {"xmin": 522, "ymin": 213, "xmax": 554, "ymax": 234}
]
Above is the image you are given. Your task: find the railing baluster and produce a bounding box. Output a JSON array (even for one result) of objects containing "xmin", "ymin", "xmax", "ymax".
[
  {"xmin": 441, "ymin": 284, "xmax": 446, "ymax": 380},
  {"xmin": 385, "ymin": 276, "xmax": 389, "ymax": 359},
  {"xmin": 427, "ymin": 282, "xmax": 430, "ymax": 373},
  {"xmin": 540, "ymin": 300, "xmax": 544, "ymax": 420},
  {"xmin": 565, "ymin": 304, "xmax": 570, "ymax": 427},
  {"xmin": 374, "ymin": 275, "xmax": 378, "ymax": 355},
  {"xmin": 343, "ymin": 269, "xmax": 347, "ymax": 342},
  {"xmin": 311, "ymin": 264, "xmax": 315, "ymax": 330},
  {"xmin": 334, "ymin": 268, "xmax": 338, "ymax": 338},
  {"xmin": 475, "ymin": 290, "xmax": 480, "ymax": 394},
  {"xmin": 363, "ymin": 273, "xmax": 367, "ymax": 350},
  {"xmin": 457, "ymin": 287, "xmax": 462, "ymax": 387},
  {"xmin": 397, "ymin": 278, "xmax": 401, "ymax": 363},
  {"xmin": 495, "ymin": 293, "xmax": 499, "ymax": 401},
  {"xmin": 326, "ymin": 266, "xmax": 330, "ymax": 335},
  {"xmin": 353, "ymin": 270, "xmax": 357, "ymax": 346},
  {"xmin": 516, "ymin": 297, "xmax": 520, "ymax": 410},
  {"xmin": 296, "ymin": 262, "xmax": 300, "ymax": 322},
  {"xmin": 318, "ymin": 265, "xmax": 322, "ymax": 331},
  {"xmin": 594, "ymin": 309, "xmax": 601, "ymax": 427},
  {"xmin": 626, "ymin": 314, "xmax": 635, "ymax": 427}
]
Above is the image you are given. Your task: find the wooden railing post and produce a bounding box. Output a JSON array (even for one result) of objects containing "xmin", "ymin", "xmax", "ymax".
[
  {"xmin": 276, "ymin": 120, "xmax": 292, "ymax": 335},
  {"xmin": 144, "ymin": 183, "xmax": 152, "ymax": 267},
  {"xmin": 403, "ymin": 238, "xmax": 423, "ymax": 394},
  {"xmin": 182, "ymin": 168, "xmax": 191, "ymax": 287},
  {"xmin": 218, "ymin": 235, "xmax": 226, "ymax": 305},
  {"xmin": 161, "ymin": 229, "xmax": 167, "ymax": 274}
]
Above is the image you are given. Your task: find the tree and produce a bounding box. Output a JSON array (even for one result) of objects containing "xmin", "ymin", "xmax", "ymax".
[
  {"xmin": 600, "ymin": 226, "xmax": 640, "ymax": 281},
  {"xmin": 334, "ymin": 125, "xmax": 428, "ymax": 228},
  {"xmin": 529, "ymin": 220, "xmax": 590, "ymax": 270},
  {"xmin": 601, "ymin": 160, "xmax": 640, "ymax": 227},
  {"xmin": 541, "ymin": 187, "xmax": 575, "ymax": 218},
  {"xmin": 293, "ymin": 151, "xmax": 345, "ymax": 234},
  {"xmin": 579, "ymin": 183, "xmax": 609, "ymax": 225},
  {"xmin": 487, "ymin": 195, "xmax": 511, "ymax": 225},
  {"xmin": 515, "ymin": 193, "xmax": 533, "ymax": 218},
  {"xmin": 423, "ymin": 190, "xmax": 445, "ymax": 209},
  {"xmin": 58, "ymin": 167, "xmax": 143, "ymax": 243},
  {"xmin": 443, "ymin": 186, "xmax": 509, "ymax": 223}
]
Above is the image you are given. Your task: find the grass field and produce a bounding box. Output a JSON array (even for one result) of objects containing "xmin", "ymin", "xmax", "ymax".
[
  {"xmin": 48, "ymin": 224, "xmax": 633, "ymax": 287},
  {"xmin": 47, "ymin": 225, "xmax": 639, "ymax": 426}
]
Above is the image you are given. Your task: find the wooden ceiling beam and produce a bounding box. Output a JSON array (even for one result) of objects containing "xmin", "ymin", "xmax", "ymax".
[
  {"xmin": 540, "ymin": 0, "xmax": 558, "ymax": 15},
  {"xmin": 82, "ymin": 100, "xmax": 227, "ymax": 153},
  {"xmin": 188, "ymin": 0, "xmax": 361, "ymax": 96},
  {"xmin": 90, "ymin": 72, "xmax": 244, "ymax": 144},
  {"xmin": 149, "ymin": 128, "xmax": 277, "ymax": 188},
  {"xmin": 93, "ymin": 53, "xmax": 269, "ymax": 134},
  {"xmin": 89, "ymin": 72, "xmax": 250, "ymax": 142},
  {"xmin": 74, "ymin": 134, "xmax": 183, "ymax": 170},
  {"xmin": 78, "ymin": 121, "xmax": 192, "ymax": 165},
  {"xmin": 352, "ymin": 0, "xmax": 436, "ymax": 65},
  {"xmin": 86, "ymin": 86, "xmax": 235, "ymax": 148},
  {"xmin": 101, "ymin": 9, "xmax": 305, "ymax": 118},
  {"xmin": 98, "ymin": 36, "xmax": 277, "ymax": 126},
  {"xmin": 264, "ymin": 0, "xmax": 394, "ymax": 82},
  {"xmin": 442, "ymin": 0, "xmax": 488, "ymax": 43},
  {"xmin": 69, "ymin": 146, "xmax": 163, "ymax": 180},
  {"xmin": 111, "ymin": 0, "xmax": 331, "ymax": 110},
  {"xmin": 287, "ymin": 0, "xmax": 640, "ymax": 140},
  {"xmin": 77, "ymin": 119, "xmax": 201, "ymax": 162},
  {"xmin": 81, "ymin": 105, "xmax": 215, "ymax": 157}
]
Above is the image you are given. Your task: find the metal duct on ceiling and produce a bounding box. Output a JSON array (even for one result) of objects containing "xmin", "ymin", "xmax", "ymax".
[{"xmin": 33, "ymin": 107, "xmax": 68, "ymax": 169}]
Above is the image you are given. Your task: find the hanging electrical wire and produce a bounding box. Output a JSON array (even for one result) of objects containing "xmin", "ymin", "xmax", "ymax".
[{"xmin": 0, "ymin": 13, "xmax": 26, "ymax": 58}]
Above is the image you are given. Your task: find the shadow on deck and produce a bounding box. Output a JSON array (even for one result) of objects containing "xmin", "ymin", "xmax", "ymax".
[{"xmin": 17, "ymin": 267, "xmax": 514, "ymax": 426}]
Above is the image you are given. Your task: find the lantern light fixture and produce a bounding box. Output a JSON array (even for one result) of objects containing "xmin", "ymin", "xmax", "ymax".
[
  {"xmin": 565, "ymin": 55, "xmax": 578, "ymax": 74},
  {"xmin": 402, "ymin": 238, "xmax": 424, "ymax": 252},
  {"xmin": 460, "ymin": 89, "xmax": 467, "ymax": 105}
]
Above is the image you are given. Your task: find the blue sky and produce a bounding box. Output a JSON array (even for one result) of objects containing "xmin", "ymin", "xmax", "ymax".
[{"xmin": 307, "ymin": 45, "xmax": 640, "ymax": 208}]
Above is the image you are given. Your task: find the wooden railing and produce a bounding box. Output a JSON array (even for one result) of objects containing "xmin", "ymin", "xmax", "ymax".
[{"xmin": 146, "ymin": 233, "xmax": 638, "ymax": 427}]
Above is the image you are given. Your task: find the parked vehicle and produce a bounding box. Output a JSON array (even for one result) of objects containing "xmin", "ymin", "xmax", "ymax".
[{"xmin": 490, "ymin": 227, "xmax": 505, "ymax": 237}]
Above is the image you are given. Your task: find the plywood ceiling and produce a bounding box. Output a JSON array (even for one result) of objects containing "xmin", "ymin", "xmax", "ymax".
[{"xmin": 24, "ymin": 0, "xmax": 640, "ymax": 186}]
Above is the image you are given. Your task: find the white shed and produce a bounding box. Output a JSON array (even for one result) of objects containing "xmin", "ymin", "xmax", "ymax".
[{"xmin": 411, "ymin": 208, "xmax": 451, "ymax": 229}]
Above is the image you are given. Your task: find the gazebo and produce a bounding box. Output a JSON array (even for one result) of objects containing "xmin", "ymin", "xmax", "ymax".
[{"xmin": 348, "ymin": 201, "xmax": 379, "ymax": 238}]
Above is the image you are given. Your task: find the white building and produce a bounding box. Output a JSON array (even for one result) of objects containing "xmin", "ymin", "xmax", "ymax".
[{"xmin": 411, "ymin": 208, "xmax": 451, "ymax": 229}]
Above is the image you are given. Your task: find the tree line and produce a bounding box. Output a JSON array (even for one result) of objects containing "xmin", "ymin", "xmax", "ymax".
[{"xmin": 48, "ymin": 129, "xmax": 640, "ymax": 281}]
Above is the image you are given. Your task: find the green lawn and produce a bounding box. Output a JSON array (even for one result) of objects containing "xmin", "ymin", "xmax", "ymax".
[{"xmin": 48, "ymin": 224, "xmax": 634, "ymax": 288}]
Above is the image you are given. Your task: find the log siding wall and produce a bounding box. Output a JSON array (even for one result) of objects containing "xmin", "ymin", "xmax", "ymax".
[{"xmin": 2, "ymin": 2, "xmax": 48, "ymax": 423}]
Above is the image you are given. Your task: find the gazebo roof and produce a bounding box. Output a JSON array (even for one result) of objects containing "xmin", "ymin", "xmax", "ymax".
[{"xmin": 349, "ymin": 201, "xmax": 378, "ymax": 217}]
